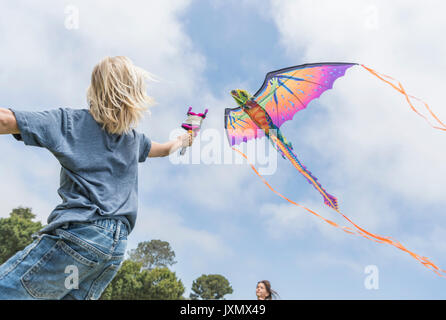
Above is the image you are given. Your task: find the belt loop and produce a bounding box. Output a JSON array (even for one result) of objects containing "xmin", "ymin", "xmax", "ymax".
[{"xmin": 114, "ymin": 220, "xmax": 121, "ymax": 242}]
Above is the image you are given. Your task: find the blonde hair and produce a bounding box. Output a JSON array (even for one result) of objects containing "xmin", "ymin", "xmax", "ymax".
[{"xmin": 87, "ymin": 56, "xmax": 156, "ymax": 135}]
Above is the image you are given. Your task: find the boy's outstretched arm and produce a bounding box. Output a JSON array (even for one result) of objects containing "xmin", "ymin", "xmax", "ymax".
[
  {"xmin": 148, "ymin": 132, "xmax": 194, "ymax": 158},
  {"xmin": 0, "ymin": 108, "xmax": 19, "ymax": 135}
]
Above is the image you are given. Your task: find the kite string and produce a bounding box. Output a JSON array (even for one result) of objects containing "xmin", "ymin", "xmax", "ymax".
[
  {"xmin": 361, "ymin": 64, "xmax": 446, "ymax": 131},
  {"xmin": 233, "ymin": 146, "xmax": 446, "ymax": 277}
]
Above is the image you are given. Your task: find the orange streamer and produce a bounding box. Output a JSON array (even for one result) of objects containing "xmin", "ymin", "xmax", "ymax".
[{"xmin": 233, "ymin": 147, "xmax": 446, "ymax": 277}]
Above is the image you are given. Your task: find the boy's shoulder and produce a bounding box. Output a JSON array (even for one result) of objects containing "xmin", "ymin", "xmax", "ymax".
[
  {"xmin": 60, "ymin": 107, "xmax": 143, "ymax": 139},
  {"xmin": 60, "ymin": 107, "xmax": 92, "ymax": 121},
  {"xmin": 60, "ymin": 107, "xmax": 89, "ymax": 114}
]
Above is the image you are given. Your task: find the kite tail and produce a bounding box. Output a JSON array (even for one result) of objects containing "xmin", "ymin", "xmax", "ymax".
[
  {"xmin": 361, "ymin": 64, "xmax": 446, "ymax": 132},
  {"xmin": 271, "ymin": 135, "xmax": 339, "ymax": 211},
  {"xmin": 232, "ymin": 146, "xmax": 446, "ymax": 278}
]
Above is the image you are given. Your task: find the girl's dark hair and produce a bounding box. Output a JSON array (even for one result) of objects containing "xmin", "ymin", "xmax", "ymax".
[{"xmin": 257, "ymin": 280, "xmax": 279, "ymax": 300}]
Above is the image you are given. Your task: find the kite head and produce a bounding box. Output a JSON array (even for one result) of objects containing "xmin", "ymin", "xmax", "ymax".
[{"xmin": 230, "ymin": 89, "xmax": 252, "ymax": 107}]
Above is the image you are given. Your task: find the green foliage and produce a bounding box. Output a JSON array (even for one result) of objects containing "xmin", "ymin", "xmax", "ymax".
[
  {"xmin": 100, "ymin": 260, "xmax": 143, "ymax": 300},
  {"xmin": 10, "ymin": 207, "xmax": 36, "ymax": 220},
  {"xmin": 0, "ymin": 207, "xmax": 43, "ymax": 264},
  {"xmin": 190, "ymin": 274, "xmax": 233, "ymax": 300},
  {"xmin": 101, "ymin": 260, "xmax": 185, "ymax": 300},
  {"xmin": 128, "ymin": 239, "xmax": 177, "ymax": 270}
]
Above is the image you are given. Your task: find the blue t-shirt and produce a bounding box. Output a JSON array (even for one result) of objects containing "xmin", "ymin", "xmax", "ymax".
[{"xmin": 10, "ymin": 107, "xmax": 151, "ymax": 235}]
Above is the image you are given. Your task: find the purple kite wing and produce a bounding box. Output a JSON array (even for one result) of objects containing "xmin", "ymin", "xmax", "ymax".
[{"xmin": 254, "ymin": 62, "xmax": 357, "ymax": 128}]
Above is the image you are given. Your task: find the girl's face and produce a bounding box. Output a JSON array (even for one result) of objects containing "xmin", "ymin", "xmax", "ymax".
[{"xmin": 256, "ymin": 282, "xmax": 268, "ymax": 300}]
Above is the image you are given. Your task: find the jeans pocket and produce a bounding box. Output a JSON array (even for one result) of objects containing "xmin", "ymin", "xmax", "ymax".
[
  {"xmin": 87, "ymin": 262, "xmax": 121, "ymax": 300},
  {"xmin": 21, "ymin": 240, "xmax": 99, "ymax": 299}
]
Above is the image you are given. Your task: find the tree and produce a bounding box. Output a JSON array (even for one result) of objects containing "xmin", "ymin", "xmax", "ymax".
[
  {"xmin": 101, "ymin": 260, "xmax": 185, "ymax": 300},
  {"xmin": 0, "ymin": 207, "xmax": 43, "ymax": 264},
  {"xmin": 137, "ymin": 267, "xmax": 185, "ymax": 300},
  {"xmin": 128, "ymin": 240, "xmax": 177, "ymax": 270},
  {"xmin": 190, "ymin": 274, "xmax": 233, "ymax": 300}
]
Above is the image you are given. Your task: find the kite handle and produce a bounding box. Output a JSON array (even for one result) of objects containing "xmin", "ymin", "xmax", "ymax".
[{"xmin": 180, "ymin": 107, "xmax": 208, "ymax": 155}]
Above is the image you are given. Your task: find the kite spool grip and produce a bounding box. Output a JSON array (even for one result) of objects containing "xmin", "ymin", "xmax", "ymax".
[{"xmin": 180, "ymin": 107, "xmax": 208, "ymax": 155}]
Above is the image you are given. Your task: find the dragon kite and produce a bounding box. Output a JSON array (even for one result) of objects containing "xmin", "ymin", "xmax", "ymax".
[
  {"xmin": 224, "ymin": 62, "xmax": 446, "ymax": 277},
  {"xmin": 225, "ymin": 62, "xmax": 354, "ymax": 210}
]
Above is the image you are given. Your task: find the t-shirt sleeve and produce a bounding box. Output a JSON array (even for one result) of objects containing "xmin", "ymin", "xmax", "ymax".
[
  {"xmin": 136, "ymin": 131, "xmax": 152, "ymax": 163},
  {"xmin": 9, "ymin": 108, "xmax": 67, "ymax": 151}
]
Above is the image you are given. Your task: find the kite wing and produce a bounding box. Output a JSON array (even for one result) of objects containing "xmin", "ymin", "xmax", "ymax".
[
  {"xmin": 254, "ymin": 62, "xmax": 357, "ymax": 128},
  {"xmin": 224, "ymin": 106, "xmax": 264, "ymax": 146}
]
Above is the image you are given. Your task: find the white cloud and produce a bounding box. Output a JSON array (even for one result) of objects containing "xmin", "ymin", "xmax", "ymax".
[{"xmin": 0, "ymin": 140, "xmax": 60, "ymax": 222}]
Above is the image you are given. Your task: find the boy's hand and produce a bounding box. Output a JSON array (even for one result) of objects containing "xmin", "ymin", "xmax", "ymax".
[
  {"xmin": 148, "ymin": 132, "xmax": 195, "ymax": 158},
  {"xmin": 178, "ymin": 131, "xmax": 194, "ymax": 148}
]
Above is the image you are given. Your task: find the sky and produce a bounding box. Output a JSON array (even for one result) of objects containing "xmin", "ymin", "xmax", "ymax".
[{"xmin": 1, "ymin": 0, "xmax": 446, "ymax": 299}]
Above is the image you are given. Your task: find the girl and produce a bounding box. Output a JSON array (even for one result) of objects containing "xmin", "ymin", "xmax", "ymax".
[
  {"xmin": 0, "ymin": 56, "xmax": 193, "ymax": 299},
  {"xmin": 256, "ymin": 280, "xmax": 279, "ymax": 300}
]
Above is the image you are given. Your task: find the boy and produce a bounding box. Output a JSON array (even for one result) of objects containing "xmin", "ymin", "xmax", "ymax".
[{"xmin": 0, "ymin": 56, "xmax": 193, "ymax": 299}]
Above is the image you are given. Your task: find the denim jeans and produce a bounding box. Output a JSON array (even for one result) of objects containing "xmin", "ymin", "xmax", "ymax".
[{"xmin": 0, "ymin": 218, "xmax": 127, "ymax": 300}]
